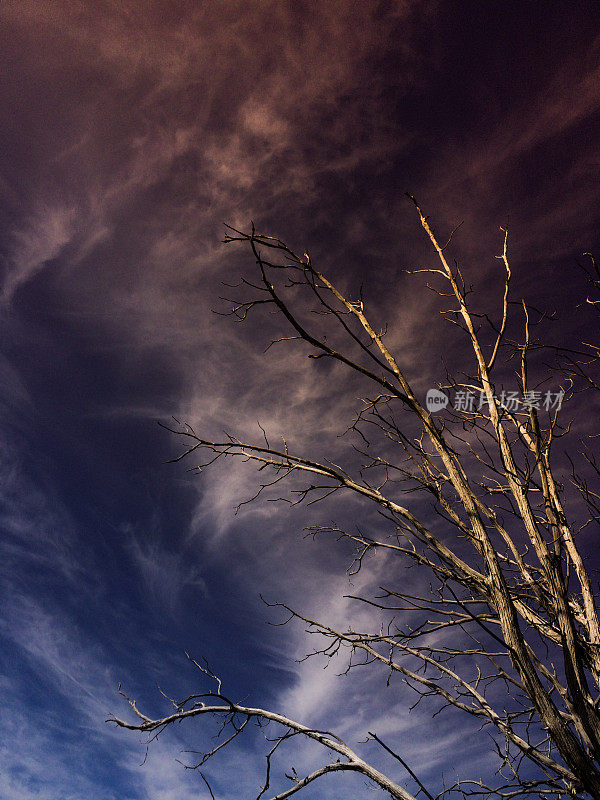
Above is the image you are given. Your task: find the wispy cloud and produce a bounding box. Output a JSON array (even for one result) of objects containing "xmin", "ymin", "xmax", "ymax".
[
  {"xmin": 0, "ymin": 595, "xmax": 210, "ymax": 800},
  {"xmin": 126, "ymin": 526, "xmax": 207, "ymax": 613},
  {"xmin": 1, "ymin": 204, "xmax": 76, "ymax": 303}
]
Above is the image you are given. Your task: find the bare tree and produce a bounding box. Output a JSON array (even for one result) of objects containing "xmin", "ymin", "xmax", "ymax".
[{"xmin": 109, "ymin": 199, "xmax": 600, "ymax": 800}]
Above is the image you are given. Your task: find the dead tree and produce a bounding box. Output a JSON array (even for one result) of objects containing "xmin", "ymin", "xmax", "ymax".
[{"xmin": 109, "ymin": 198, "xmax": 600, "ymax": 799}]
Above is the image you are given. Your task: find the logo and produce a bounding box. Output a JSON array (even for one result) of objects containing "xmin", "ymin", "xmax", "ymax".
[{"xmin": 426, "ymin": 388, "xmax": 449, "ymax": 413}]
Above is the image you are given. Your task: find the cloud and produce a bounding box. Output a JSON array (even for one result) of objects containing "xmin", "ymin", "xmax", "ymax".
[
  {"xmin": 412, "ymin": 42, "xmax": 600, "ymax": 268},
  {"xmin": 0, "ymin": 0, "xmax": 422, "ymax": 312},
  {"xmin": 0, "ymin": 594, "xmax": 213, "ymax": 800},
  {"xmin": 1, "ymin": 204, "xmax": 76, "ymax": 303},
  {"xmin": 0, "ymin": 448, "xmax": 87, "ymax": 591},
  {"xmin": 126, "ymin": 527, "xmax": 208, "ymax": 613}
]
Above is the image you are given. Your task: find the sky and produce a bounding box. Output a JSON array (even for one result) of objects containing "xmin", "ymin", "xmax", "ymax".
[{"xmin": 1, "ymin": 1, "xmax": 600, "ymax": 798}]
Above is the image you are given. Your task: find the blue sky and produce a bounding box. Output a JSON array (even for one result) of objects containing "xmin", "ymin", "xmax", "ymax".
[{"xmin": 1, "ymin": 1, "xmax": 600, "ymax": 798}]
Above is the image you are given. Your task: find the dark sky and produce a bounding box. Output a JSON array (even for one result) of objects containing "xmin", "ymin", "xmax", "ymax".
[{"xmin": 1, "ymin": 2, "xmax": 599, "ymax": 798}]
